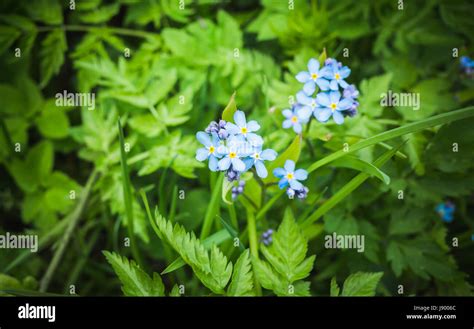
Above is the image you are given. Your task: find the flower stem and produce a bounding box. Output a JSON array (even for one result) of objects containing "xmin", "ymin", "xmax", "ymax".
[{"xmin": 246, "ymin": 208, "xmax": 262, "ymax": 296}]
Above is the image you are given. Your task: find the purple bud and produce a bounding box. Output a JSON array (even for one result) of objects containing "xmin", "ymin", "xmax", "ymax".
[{"xmin": 218, "ymin": 119, "xmax": 227, "ymax": 128}]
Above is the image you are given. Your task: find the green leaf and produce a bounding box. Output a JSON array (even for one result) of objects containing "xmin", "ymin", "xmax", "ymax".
[
  {"xmin": 26, "ymin": 0, "xmax": 63, "ymax": 25},
  {"xmin": 155, "ymin": 212, "xmax": 232, "ymax": 294},
  {"xmin": 359, "ymin": 73, "xmax": 392, "ymax": 118},
  {"xmin": 331, "ymin": 155, "xmax": 390, "ymax": 185},
  {"xmin": 341, "ymin": 272, "xmax": 383, "ymax": 296},
  {"xmin": 79, "ymin": 4, "xmax": 120, "ymax": 24},
  {"xmin": 302, "ymin": 143, "xmax": 404, "ymax": 229},
  {"xmin": 39, "ymin": 29, "xmax": 67, "ymax": 88},
  {"xmin": 330, "ymin": 277, "xmax": 340, "ymax": 296},
  {"xmin": 0, "ymin": 26, "xmax": 20, "ymax": 55},
  {"xmin": 227, "ymin": 249, "xmax": 254, "ymax": 296},
  {"xmin": 36, "ymin": 100, "xmax": 70, "ymax": 139},
  {"xmin": 221, "ymin": 92, "xmax": 237, "ymax": 122},
  {"xmin": 103, "ymin": 251, "xmax": 165, "ymax": 296},
  {"xmin": 307, "ymin": 106, "xmax": 474, "ymax": 173}
]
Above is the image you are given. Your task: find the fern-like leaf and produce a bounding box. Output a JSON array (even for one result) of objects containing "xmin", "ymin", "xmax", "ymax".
[{"xmin": 227, "ymin": 249, "xmax": 254, "ymax": 296}]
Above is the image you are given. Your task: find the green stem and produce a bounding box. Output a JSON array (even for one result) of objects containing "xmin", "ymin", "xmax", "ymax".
[
  {"xmin": 201, "ymin": 174, "xmax": 224, "ymax": 239},
  {"xmin": 246, "ymin": 208, "xmax": 262, "ymax": 296},
  {"xmin": 39, "ymin": 169, "xmax": 99, "ymax": 292}
]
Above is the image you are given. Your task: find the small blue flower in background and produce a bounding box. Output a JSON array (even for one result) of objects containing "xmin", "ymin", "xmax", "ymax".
[
  {"xmin": 261, "ymin": 229, "xmax": 274, "ymax": 246},
  {"xmin": 245, "ymin": 147, "xmax": 277, "ymax": 178},
  {"xmin": 225, "ymin": 110, "xmax": 263, "ymax": 146},
  {"xmin": 342, "ymin": 84, "xmax": 360, "ymax": 118},
  {"xmin": 435, "ymin": 201, "xmax": 455, "ymax": 223},
  {"xmin": 295, "ymin": 58, "xmax": 331, "ymax": 95},
  {"xmin": 314, "ymin": 91, "xmax": 352, "ymax": 124},
  {"xmin": 282, "ymin": 104, "xmax": 312, "ymax": 134},
  {"xmin": 195, "ymin": 132, "xmax": 222, "ymax": 171},
  {"xmin": 460, "ymin": 56, "xmax": 474, "ymax": 76},
  {"xmin": 273, "ymin": 160, "xmax": 309, "ymax": 199},
  {"xmin": 326, "ymin": 62, "xmax": 351, "ymax": 91}
]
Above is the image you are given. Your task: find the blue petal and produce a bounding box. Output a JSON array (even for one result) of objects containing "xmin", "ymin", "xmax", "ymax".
[
  {"xmin": 297, "ymin": 107, "xmax": 312, "ymax": 122},
  {"xmin": 284, "ymin": 160, "xmax": 295, "ymax": 172},
  {"xmin": 314, "ymin": 108, "xmax": 332, "ymax": 122},
  {"xmin": 246, "ymin": 133, "xmax": 263, "ymax": 146},
  {"xmin": 282, "ymin": 109, "xmax": 293, "ymax": 118},
  {"xmin": 293, "ymin": 122, "xmax": 302, "ymax": 134},
  {"xmin": 231, "ymin": 157, "xmax": 246, "ymax": 172},
  {"xmin": 316, "ymin": 92, "xmax": 330, "ymax": 107},
  {"xmin": 243, "ymin": 157, "xmax": 254, "ymax": 171},
  {"xmin": 289, "ymin": 179, "xmax": 303, "ymax": 190},
  {"xmin": 273, "ymin": 167, "xmax": 286, "ymax": 178},
  {"xmin": 218, "ymin": 157, "xmax": 231, "ymax": 170},
  {"xmin": 316, "ymin": 78, "xmax": 330, "ymax": 91},
  {"xmin": 338, "ymin": 98, "xmax": 352, "ymax": 110},
  {"xmin": 234, "ymin": 110, "xmax": 246, "ymax": 127},
  {"xmin": 246, "ymin": 120, "xmax": 260, "ymax": 132},
  {"xmin": 340, "ymin": 66, "xmax": 351, "ymax": 78},
  {"xmin": 333, "ymin": 111, "xmax": 345, "ymax": 125},
  {"xmin": 255, "ymin": 161, "xmax": 268, "ymax": 178},
  {"xmin": 329, "ymin": 91, "xmax": 341, "ymax": 104},
  {"xmin": 225, "ymin": 122, "xmax": 240, "ymax": 135},
  {"xmin": 308, "ymin": 58, "xmax": 320, "ymax": 73},
  {"xmin": 296, "ymin": 91, "xmax": 312, "ymax": 105},
  {"xmin": 278, "ymin": 177, "xmax": 289, "ymax": 189},
  {"xmin": 196, "ymin": 148, "xmax": 209, "ymax": 161},
  {"xmin": 261, "ymin": 149, "xmax": 277, "ymax": 161},
  {"xmin": 329, "ymin": 79, "xmax": 338, "ymax": 91},
  {"xmin": 296, "ymin": 71, "xmax": 310, "ymax": 83},
  {"xmin": 303, "ymin": 81, "xmax": 316, "ymax": 96},
  {"xmin": 209, "ymin": 155, "xmax": 219, "ymax": 171},
  {"xmin": 319, "ymin": 66, "xmax": 333, "ymax": 78},
  {"xmin": 294, "ymin": 169, "xmax": 308, "ymax": 181},
  {"xmin": 338, "ymin": 79, "xmax": 349, "ymax": 89},
  {"xmin": 196, "ymin": 131, "xmax": 212, "ymax": 147},
  {"xmin": 283, "ymin": 119, "xmax": 292, "ymax": 129}
]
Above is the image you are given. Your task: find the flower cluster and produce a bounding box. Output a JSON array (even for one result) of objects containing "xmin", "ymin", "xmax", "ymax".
[
  {"xmin": 261, "ymin": 229, "xmax": 274, "ymax": 246},
  {"xmin": 435, "ymin": 201, "xmax": 455, "ymax": 223},
  {"xmin": 273, "ymin": 160, "xmax": 309, "ymax": 199},
  {"xmin": 282, "ymin": 57, "xmax": 359, "ymax": 131},
  {"xmin": 231, "ymin": 180, "xmax": 245, "ymax": 200},
  {"xmin": 460, "ymin": 56, "xmax": 474, "ymax": 77},
  {"xmin": 196, "ymin": 110, "xmax": 277, "ymax": 181}
]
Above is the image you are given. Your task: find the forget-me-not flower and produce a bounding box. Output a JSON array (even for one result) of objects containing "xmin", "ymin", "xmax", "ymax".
[
  {"xmin": 245, "ymin": 147, "xmax": 277, "ymax": 178},
  {"xmin": 225, "ymin": 110, "xmax": 263, "ymax": 146},
  {"xmin": 282, "ymin": 104, "xmax": 312, "ymax": 134},
  {"xmin": 315, "ymin": 91, "xmax": 352, "ymax": 124},
  {"xmin": 273, "ymin": 160, "xmax": 308, "ymax": 191},
  {"xmin": 295, "ymin": 58, "xmax": 331, "ymax": 95},
  {"xmin": 327, "ymin": 62, "xmax": 351, "ymax": 91},
  {"xmin": 195, "ymin": 132, "xmax": 222, "ymax": 171},
  {"xmin": 218, "ymin": 136, "xmax": 252, "ymax": 172}
]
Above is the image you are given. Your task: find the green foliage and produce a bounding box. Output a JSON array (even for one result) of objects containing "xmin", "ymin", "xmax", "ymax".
[
  {"xmin": 253, "ymin": 209, "xmax": 315, "ymax": 296},
  {"xmin": 331, "ymin": 272, "xmax": 384, "ymax": 297},
  {"xmin": 103, "ymin": 251, "xmax": 165, "ymax": 296}
]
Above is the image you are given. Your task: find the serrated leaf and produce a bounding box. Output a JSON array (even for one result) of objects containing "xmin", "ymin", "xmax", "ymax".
[
  {"xmin": 103, "ymin": 251, "xmax": 165, "ymax": 296},
  {"xmin": 155, "ymin": 212, "xmax": 232, "ymax": 294},
  {"xmin": 39, "ymin": 29, "xmax": 67, "ymax": 88},
  {"xmin": 341, "ymin": 272, "xmax": 383, "ymax": 296},
  {"xmin": 330, "ymin": 277, "xmax": 340, "ymax": 296},
  {"xmin": 227, "ymin": 250, "xmax": 254, "ymax": 296}
]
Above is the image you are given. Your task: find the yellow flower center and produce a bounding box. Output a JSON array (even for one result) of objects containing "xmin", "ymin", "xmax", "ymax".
[
  {"xmin": 335, "ymin": 73, "xmax": 341, "ymax": 80},
  {"xmin": 209, "ymin": 146, "xmax": 215, "ymax": 154},
  {"xmin": 241, "ymin": 127, "xmax": 248, "ymax": 134},
  {"xmin": 330, "ymin": 103, "xmax": 337, "ymax": 111},
  {"xmin": 291, "ymin": 116, "xmax": 298, "ymax": 123},
  {"xmin": 286, "ymin": 173, "xmax": 294, "ymax": 180},
  {"xmin": 254, "ymin": 153, "xmax": 260, "ymax": 159},
  {"xmin": 229, "ymin": 152, "xmax": 237, "ymax": 159},
  {"xmin": 311, "ymin": 73, "xmax": 318, "ymax": 80}
]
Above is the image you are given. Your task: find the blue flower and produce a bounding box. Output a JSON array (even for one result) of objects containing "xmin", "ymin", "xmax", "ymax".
[
  {"xmin": 195, "ymin": 132, "xmax": 222, "ymax": 171},
  {"xmin": 436, "ymin": 201, "xmax": 455, "ymax": 223},
  {"xmin": 225, "ymin": 110, "xmax": 263, "ymax": 146},
  {"xmin": 232, "ymin": 180, "xmax": 245, "ymax": 200},
  {"xmin": 245, "ymin": 147, "xmax": 277, "ymax": 178},
  {"xmin": 295, "ymin": 58, "xmax": 331, "ymax": 95},
  {"xmin": 218, "ymin": 136, "xmax": 252, "ymax": 172},
  {"xmin": 460, "ymin": 56, "xmax": 474, "ymax": 68},
  {"xmin": 314, "ymin": 91, "xmax": 352, "ymax": 124},
  {"xmin": 273, "ymin": 160, "xmax": 308, "ymax": 190},
  {"xmin": 296, "ymin": 91, "xmax": 320, "ymax": 115},
  {"xmin": 261, "ymin": 229, "xmax": 274, "ymax": 246},
  {"xmin": 343, "ymin": 84, "xmax": 359, "ymax": 99},
  {"xmin": 282, "ymin": 103, "xmax": 312, "ymax": 134},
  {"xmin": 326, "ymin": 62, "xmax": 351, "ymax": 91}
]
